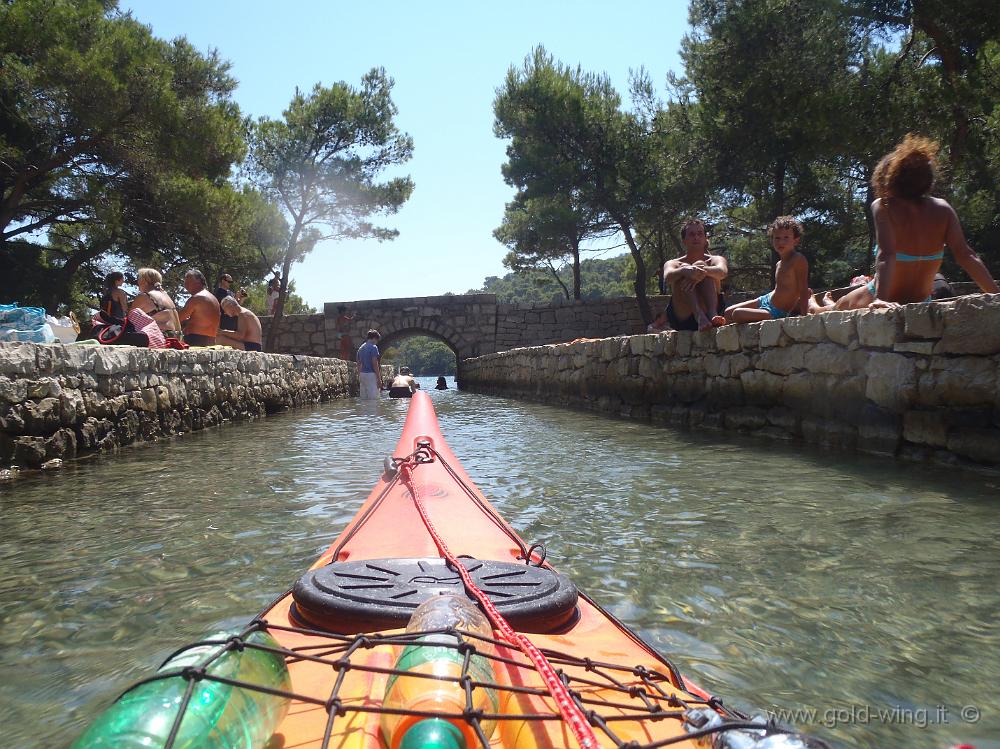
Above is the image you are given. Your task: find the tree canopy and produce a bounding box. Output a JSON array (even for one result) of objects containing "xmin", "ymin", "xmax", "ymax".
[
  {"xmin": 1, "ymin": 0, "xmax": 281, "ymax": 311},
  {"xmin": 491, "ymin": 1, "xmax": 1000, "ymax": 308},
  {"xmin": 249, "ymin": 71, "xmax": 415, "ymax": 349}
]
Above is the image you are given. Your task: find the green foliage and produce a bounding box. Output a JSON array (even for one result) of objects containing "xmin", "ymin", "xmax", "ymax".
[
  {"xmin": 494, "ymin": 47, "xmax": 659, "ymax": 322},
  {"xmin": 494, "ymin": 192, "xmax": 617, "ymax": 299},
  {"xmin": 488, "ymin": 2, "xmax": 1000, "ymax": 299},
  {"xmin": 382, "ymin": 336, "xmax": 456, "ymax": 376},
  {"xmin": 470, "ymin": 255, "xmax": 635, "ymax": 303},
  {"xmin": 242, "ymin": 280, "xmax": 315, "ymax": 316},
  {"xmin": 249, "ymin": 71, "xmax": 415, "ymax": 348},
  {"xmin": 0, "ymin": 0, "xmax": 282, "ymax": 310}
]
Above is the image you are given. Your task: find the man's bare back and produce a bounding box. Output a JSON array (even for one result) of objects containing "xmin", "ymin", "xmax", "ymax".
[{"xmin": 178, "ymin": 270, "xmax": 220, "ymax": 343}]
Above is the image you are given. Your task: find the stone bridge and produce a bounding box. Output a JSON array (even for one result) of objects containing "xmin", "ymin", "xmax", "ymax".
[{"xmin": 260, "ymin": 293, "xmax": 670, "ymax": 362}]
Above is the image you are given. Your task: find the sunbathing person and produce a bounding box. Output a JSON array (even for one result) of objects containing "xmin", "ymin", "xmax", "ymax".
[
  {"xmin": 662, "ymin": 219, "xmax": 729, "ymax": 331},
  {"xmin": 725, "ymin": 217, "xmax": 810, "ymax": 323},
  {"xmin": 810, "ymin": 134, "xmax": 998, "ymax": 312},
  {"xmin": 177, "ymin": 269, "xmax": 221, "ymax": 346},
  {"xmin": 216, "ymin": 296, "xmax": 263, "ymax": 351},
  {"xmin": 130, "ymin": 268, "xmax": 181, "ymax": 337}
]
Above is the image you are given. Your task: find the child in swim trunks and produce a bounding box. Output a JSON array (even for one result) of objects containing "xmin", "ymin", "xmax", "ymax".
[{"xmin": 724, "ymin": 216, "xmax": 810, "ymax": 323}]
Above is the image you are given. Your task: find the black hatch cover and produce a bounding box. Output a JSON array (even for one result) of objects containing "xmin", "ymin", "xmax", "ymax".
[{"xmin": 292, "ymin": 557, "xmax": 578, "ymax": 633}]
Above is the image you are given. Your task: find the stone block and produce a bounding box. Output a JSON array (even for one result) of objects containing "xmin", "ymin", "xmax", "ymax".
[
  {"xmin": 801, "ymin": 415, "xmax": 857, "ymax": 450},
  {"xmin": 0, "ymin": 376, "xmax": 28, "ymax": 403},
  {"xmin": 946, "ymin": 427, "xmax": 1000, "ymax": 464},
  {"xmin": 724, "ymin": 407, "xmax": 768, "ymax": 431},
  {"xmin": 692, "ymin": 329, "xmax": 716, "ymax": 350},
  {"xmin": 719, "ymin": 353, "xmax": 751, "ymax": 378},
  {"xmin": 902, "ymin": 410, "xmax": 948, "ymax": 447},
  {"xmin": 782, "ymin": 314, "xmax": 825, "ymax": 343},
  {"xmin": 864, "ymin": 351, "xmax": 917, "ymax": 411},
  {"xmin": 0, "ymin": 344, "xmax": 36, "ymax": 375},
  {"xmin": 856, "ymin": 404, "xmax": 901, "ymax": 455},
  {"xmin": 823, "ymin": 311, "xmax": 859, "ymax": 347},
  {"xmin": 758, "ymin": 320, "xmax": 787, "ymax": 348},
  {"xmin": 857, "ymin": 309, "xmax": 901, "ymax": 348},
  {"xmin": 903, "ymin": 303, "xmax": 947, "ymax": 339},
  {"xmin": 893, "ymin": 341, "xmax": 935, "ymax": 355},
  {"xmin": 935, "ymin": 294, "xmax": 1000, "ymax": 354},
  {"xmin": 705, "ymin": 376, "xmax": 743, "ymax": 406},
  {"xmin": 740, "ymin": 370, "xmax": 784, "ymax": 403},
  {"xmin": 917, "ymin": 356, "xmax": 997, "ymax": 407},
  {"xmin": 803, "ymin": 343, "xmax": 852, "ymax": 375},
  {"xmin": 94, "ymin": 347, "xmax": 130, "ymax": 375},
  {"xmin": 23, "ymin": 397, "xmax": 61, "ymax": 435},
  {"xmin": 766, "ymin": 406, "xmax": 798, "ymax": 433},
  {"xmin": 13, "ymin": 436, "xmax": 47, "ymax": 467},
  {"xmin": 738, "ymin": 323, "xmax": 761, "ymax": 350},
  {"xmin": 59, "ymin": 389, "xmax": 84, "ymax": 425},
  {"xmin": 758, "ymin": 345, "xmax": 808, "ymax": 375},
  {"xmin": 715, "ymin": 325, "xmax": 741, "ymax": 352}
]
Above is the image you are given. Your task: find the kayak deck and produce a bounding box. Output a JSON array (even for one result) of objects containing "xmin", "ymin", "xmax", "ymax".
[
  {"xmin": 76, "ymin": 392, "xmax": 826, "ymax": 749},
  {"xmin": 254, "ymin": 393, "xmax": 742, "ymax": 748}
]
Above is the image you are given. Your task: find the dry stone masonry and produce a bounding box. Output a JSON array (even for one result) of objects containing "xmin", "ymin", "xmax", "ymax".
[
  {"xmin": 0, "ymin": 343, "xmax": 358, "ymax": 469},
  {"xmin": 259, "ymin": 294, "xmax": 679, "ymax": 360},
  {"xmin": 460, "ymin": 294, "xmax": 1000, "ymax": 471}
]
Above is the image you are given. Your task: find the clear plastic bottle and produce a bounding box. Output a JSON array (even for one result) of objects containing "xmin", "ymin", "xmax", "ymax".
[
  {"xmin": 71, "ymin": 628, "xmax": 291, "ymax": 749},
  {"xmin": 381, "ymin": 594, "xmax": 499, "ymax": 749}
]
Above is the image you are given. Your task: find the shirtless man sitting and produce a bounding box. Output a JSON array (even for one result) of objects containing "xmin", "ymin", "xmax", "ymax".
[
  {"xmin": 216, "ymin": 296, "xmax": 263, "ymax": 352},
  {"xmin": 661, "ymin": 219, "xmax": 729, "ymax": 331},
  {"xmin": 177, "ymin": 269, "xmax": 220, "ymax": 346}
]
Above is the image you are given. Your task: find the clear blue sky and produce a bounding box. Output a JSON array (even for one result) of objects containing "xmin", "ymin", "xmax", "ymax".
[{"xmin": 123, "ymin": 1, "xmax": 689, "ymax": 309}]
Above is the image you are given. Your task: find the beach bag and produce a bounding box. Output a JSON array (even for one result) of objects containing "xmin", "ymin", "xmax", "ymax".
[
  {"xmin": 127, "ymin": 308, "xmax": 166, "ymax": 348},
  {"xmin": 92, "ymin": 309, "xmax": 165, "ymax": 348},
  {"xmin": 0, "ymin": 303, "xmax": 57, "ymax": 343}
]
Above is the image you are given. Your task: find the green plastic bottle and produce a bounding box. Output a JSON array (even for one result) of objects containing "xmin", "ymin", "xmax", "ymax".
[
  {"xmin": 71, "ymin": 629, "xmax": 291, "ymax": 749},
  {"xmin": 381, "ymin": 595, "xmax": 499, "ymax": 749}
]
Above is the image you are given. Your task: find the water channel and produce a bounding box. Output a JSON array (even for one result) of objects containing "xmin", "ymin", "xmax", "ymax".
[{"xmin": 1, "ymin": 377, "xmax": 997, "ymax": 748}]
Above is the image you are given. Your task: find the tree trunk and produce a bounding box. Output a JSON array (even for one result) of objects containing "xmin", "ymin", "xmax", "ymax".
[
  {"xmin": 771, "ymin": 160, "xmax": 786, "ymax": 279},
  {"xmin": 864, "ymin": 176, "xmax": 877, "ymax": 273},
  {"xmin": 913, "ymin": 9, "xmax": 969, "ymax": 171},
  {"xmin": 619, "ymin": 219, "xmax": 651, "ymax": 324},
  {"xmin": 546, "ymin": 260, "xmax": 571, "ymax": 300},
  {"xmin": 571, "ymin": 243, "xmax": 581, "ymax": 300},
  {"xmin": 264, "ymin": 220, "xmax": 303, "ymax": 352}
]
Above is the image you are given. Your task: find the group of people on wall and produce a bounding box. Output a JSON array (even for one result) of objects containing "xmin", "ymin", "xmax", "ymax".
[
  {"xmin": 650, "ymin": 135, "xmax": 999, "ymax": 334},
  {"xmin": 99, "ymin": 269, "xmax": 263, "ymax": 350}
]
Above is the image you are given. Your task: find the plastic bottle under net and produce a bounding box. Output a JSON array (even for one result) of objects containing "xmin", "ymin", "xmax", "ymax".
[
  {"xmin": 381, "ymin": 594, "xmax": 499, "ymax": 749},
  {"xmin": 71, "ymin": 628, "xmax": 291, "ymax": 749}
]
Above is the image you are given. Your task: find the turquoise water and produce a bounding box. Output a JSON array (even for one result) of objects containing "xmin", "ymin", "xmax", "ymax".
[{"xmin": 1, "ymin": 377, "xmax": 997, "ymax": 748}]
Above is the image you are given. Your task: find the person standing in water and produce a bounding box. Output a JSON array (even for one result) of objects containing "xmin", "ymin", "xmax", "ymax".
[
  {"xmin": 356, "ymin": 329, "xmax": 383, "ymax": 400},
  {"xmin": 810, "ymin": 134, "xmax": 999, "ymax": 312}
]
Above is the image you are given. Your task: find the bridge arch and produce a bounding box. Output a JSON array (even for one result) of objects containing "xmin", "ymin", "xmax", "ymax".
[{"xmin": 327, "ymin": 296, "xmax": 497, "ymax": 364}]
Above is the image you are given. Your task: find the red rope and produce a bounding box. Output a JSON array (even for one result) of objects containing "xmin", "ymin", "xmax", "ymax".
[{"xmin": 399, "ymin": 462, "xmax": 598, "ymax": 749}]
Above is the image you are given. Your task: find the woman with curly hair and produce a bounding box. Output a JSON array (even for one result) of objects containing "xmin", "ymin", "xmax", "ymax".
[{"xmin": 810, "ymin": 134, "xmax": 998, "ymax": 312}]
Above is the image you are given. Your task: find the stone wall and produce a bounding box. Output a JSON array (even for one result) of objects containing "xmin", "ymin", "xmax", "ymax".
[
  {"xmin": 260, "ymin": 313, "xmax": 328, "ymax": 357},
  {"xmin": 494, "ymin": 296, "xmax": 672, "ymax": 351},
  {"xmin": 0, "ymin": 343, "xmax": 358, "ymax": 469},
  {"xmin": 460, "ymin": 294, "xmax": 1000, "ymax": 470}
]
